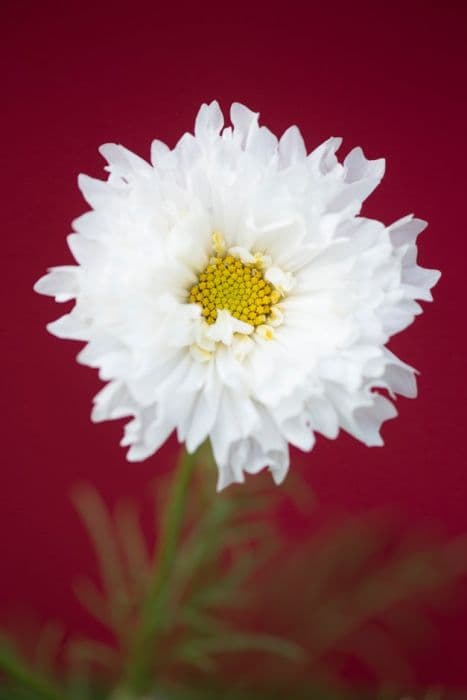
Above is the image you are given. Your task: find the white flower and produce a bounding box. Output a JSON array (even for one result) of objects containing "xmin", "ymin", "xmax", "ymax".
[{"xmin": 35, "ymin": 102, "xmax": 440, "ymax": 490}]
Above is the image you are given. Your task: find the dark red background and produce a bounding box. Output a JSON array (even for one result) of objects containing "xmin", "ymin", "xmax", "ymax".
[{"xmin": 2, "ymin": 0, "xmax": 467, "ymax": 691}]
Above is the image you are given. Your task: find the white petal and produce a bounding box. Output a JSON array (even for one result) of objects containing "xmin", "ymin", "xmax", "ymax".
[
  {"xmin": 344, "ymin": 147, "xmax": 385, "ymax": 188},
  {"xmin": 307, "ymin": 137, "xmax": 342, "ymax": 174},
  {"xmin": 328, "ymin": 147, "xmax": 385, "ymax": 211},
  {"xmin": 280, "ymin": 414, "xmax": 315, "ymax": 451},
  {"xmin": 279, "ymin": 125, "xmax": 307, "ymax": 167},
  {"xmin": 185, "ymin": 368, "xmax": 222, "ymax": 452},
  {"xmin": 307, "ymin": 397, "xmax": 339, "ymax": 439},
  {"xmin": 34, "ymin": 267, "xmax": 78, "ymax": 302},
  {"xmin": 230, "ymin": 102, "xmax": 259, "ymax": 147},
  {"xmin": 47, "ymin": 313, "xmax": 90, "ymax": 340},
  {"xmin": 67, "ymin": 234, "xmax": 104, "ymax": 266},
  {"xmin": 205, "ymin": 310, "xmax": 253, "ymax": 345},
  {"xmin": 78, "ymin": 174, "xmax": 114, "ymax": 209},
  {"xmin": 127, "ymin": 414, "xmax": 174, "ymax": 462},
  {"xmin": 264, "ymin": 266, "xmax": 295, "ymax": 292},
  {"xmin": 99, "ymin": 143, "xmax": 152, "ymax": 176},
  {"xmin": 150, "ymin": 139, "xmax": 171, "ymax": 165},
  {"xmin": 381, "ymin": 350, "xmax": 418, "ymax": 399},
  {"xmin": 92, "ymin": 381, "xmax": 134, "ymax": 422},
  {"xmin": 72, "ymin": 210, "xmax": 108, "ymax": 239},
  {"xmin": 194, "ymin": 101, "xmax": 224, "ymax": 140}
]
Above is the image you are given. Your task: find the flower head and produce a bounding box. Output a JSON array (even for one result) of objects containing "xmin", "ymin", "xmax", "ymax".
[{"xmin": 35, "ymin": 102, "xmax": 440, "ymax": 489}]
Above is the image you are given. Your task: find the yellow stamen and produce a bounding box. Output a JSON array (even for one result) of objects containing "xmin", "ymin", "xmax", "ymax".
[
  {"xmin": 257, "ymin": 324, "xmax": 275, "ymax": 341},
  {"xmin": 212, "ymin": 230, "xmax": 226, "ymax": 255},
  {"xmin": 188, "ymin": 249, "xmax": 280, "ymax": 327}
]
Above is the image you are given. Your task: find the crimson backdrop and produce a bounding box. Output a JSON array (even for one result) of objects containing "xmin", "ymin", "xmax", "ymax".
[{"xmin": 2, "ymin": 0, "xmax": 467, "ymax": 690}]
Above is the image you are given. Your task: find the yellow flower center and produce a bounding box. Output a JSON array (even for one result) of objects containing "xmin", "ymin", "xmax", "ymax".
[{"xmin": 188, "ymin": 254, "xmax": 280, "ymax": 326}]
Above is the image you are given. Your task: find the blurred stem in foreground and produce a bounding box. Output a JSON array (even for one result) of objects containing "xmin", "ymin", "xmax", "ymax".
[
  {"xmin": 0, "ymin": 642, "xmax": 66, "ymax": 700},
  {"xmin": 121, "ymin": 446, "xmax": 198, "ymax": 695}
]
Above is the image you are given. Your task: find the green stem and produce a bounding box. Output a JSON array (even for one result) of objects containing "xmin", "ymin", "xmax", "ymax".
[
  {"xmin": 0, "ymin": 646, "xmax": 66, "ymax": 700},
  {"xmin": 122, "ymin": 447, "xmax": 198, "ymax": 695}
]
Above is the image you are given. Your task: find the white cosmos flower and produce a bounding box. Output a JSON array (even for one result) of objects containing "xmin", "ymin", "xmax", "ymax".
[{"xmin": 35, "ymin": 101, "xmax": 440, "ymax": 490}]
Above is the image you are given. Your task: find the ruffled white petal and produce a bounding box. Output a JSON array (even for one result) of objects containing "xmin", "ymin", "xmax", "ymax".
[
  {"xmin": 34, "ymin": 267, "xmax": 78, "ymax": 302},
  {"xmin": 205, "ymin": 310, "xmax": 253, "ymax": 345},
  {"xmin": 194, "ymin": 101, "xmax": 224, "ymax": 141},
  {"xmin": 150, "ymin": 139, "xmax": 170, "ymax": 165},
  {"xmin": 47, "ymin": 312, "xmax": 90, "ymax": 341},
  {"xmin": 230, "ymin": 102, "xmax": 259, "ymax": 148},
  {"xmin": 279, "ymin": 126, "xmax": 307, "ymax": 167},
  {"xmin": 99, "ymin": 143, "xmax": 152, "ymax": 179}
]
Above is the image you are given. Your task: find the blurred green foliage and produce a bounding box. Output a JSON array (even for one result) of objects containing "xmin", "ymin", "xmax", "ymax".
[{"xmin": 1, "ymin": 447, "xmax": 466, "ymax": 700}]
